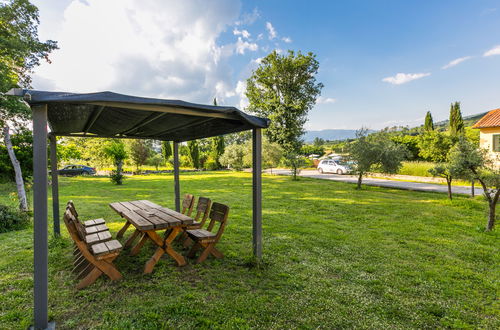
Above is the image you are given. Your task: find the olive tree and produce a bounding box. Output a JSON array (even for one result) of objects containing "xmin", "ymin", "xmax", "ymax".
[
  {"xmin": 103, "ymin": 140, "xmax": 127, "ymax": 185},
  {"xmin": 348, "ymin": 129, "xmax": 407, "ymax": 189},
  {"xmin": 448, "ymin": 138, "xmax": 499, "ymax": 231}
]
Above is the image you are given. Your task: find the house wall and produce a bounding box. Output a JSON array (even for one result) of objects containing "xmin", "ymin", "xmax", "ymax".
[{"xmin": 479, "ymin": 127, "xmax": 500, "ymax": 166}]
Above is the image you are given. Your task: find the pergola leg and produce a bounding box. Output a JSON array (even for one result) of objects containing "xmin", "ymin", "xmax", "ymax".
[
  {"xmin": 33, "ymin": 104, "xmax": 48, "ymax": 329},
  {"xmin": 173, "ymin": 142, "xmax": 180, "ymax": 212},
  {"xmin": 252, "ymin": 128, "xmax": 262, "ymax": 259},
  {"xmin": 49, "ymin": 134, "xmax": 60, "ymax": 236}
]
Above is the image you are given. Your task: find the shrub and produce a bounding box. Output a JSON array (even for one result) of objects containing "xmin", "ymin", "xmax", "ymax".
[
  {"xmin": 0, "ymin": 204, "xmax": 30, "ymax": 233},
  {"xmin": 204, "ymin": 158, "xmax": 219, "ymax": 171},
  {"xmin": 110, "ymin": 171, "xmax": 125, "ymax": 185}
]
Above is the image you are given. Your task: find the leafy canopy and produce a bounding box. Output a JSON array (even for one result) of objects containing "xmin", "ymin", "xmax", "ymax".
[{"xmin": 246, "ymin": 50, "xmax": 323, "ymax": 153}]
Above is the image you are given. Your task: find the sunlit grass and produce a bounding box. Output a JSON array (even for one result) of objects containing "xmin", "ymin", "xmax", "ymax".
[{"xmin": 0, "ymin": 172, "xmax": 498, "ymax": 328}]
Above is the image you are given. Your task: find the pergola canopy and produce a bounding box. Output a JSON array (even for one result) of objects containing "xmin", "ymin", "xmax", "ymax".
[{"xmin": 21, "ymin": 89, "xmax": 269, "ymax": 141}]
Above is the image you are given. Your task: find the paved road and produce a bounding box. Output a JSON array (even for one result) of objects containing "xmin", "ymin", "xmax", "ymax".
[{"xmin": 266, "ymin": 169, "xmax": 483, "ymax": 196}]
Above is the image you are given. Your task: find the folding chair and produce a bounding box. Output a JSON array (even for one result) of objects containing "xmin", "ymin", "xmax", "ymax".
[{"xmin": 181, "ymin": 197, "xmax": 212, "ymax": 247}]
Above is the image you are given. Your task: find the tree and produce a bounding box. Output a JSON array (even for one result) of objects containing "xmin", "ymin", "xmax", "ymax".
[
  {"xmin": 220, "ymin": 144, "xmax": 245, "ymax": 170},
  {"xmin": 148, "ymin": 153, "xmax": 163, "ymax": 171},
  {"xmin": 417, "ymin": 131, "xmax": 453, "ymax": 162},
  {"xmin": 448, "ymin": 138, "xmax": 499, "ymax": 230},
  {"xmin": 187, "ymin": 140, "xmax": 200, "ymax": 169},
  {"xmin": 126, "ymin": 139, "xmax": 151, "ymax": 171},
  {"xmin": 161, "ymin": 141, "xmax": 172, "ymax": 163},
  {"xmin": 210, "ymin": 136, "xmax": 225, "ymax": 169},
  {"xmin": 449, "ymin": 102, "xmax": 464, "ymax": 138},
  {"xmin": 246, "ymin": 50, "xmax": 323, "ymax": 180},
  {"xmin": 313, "ymin": 137, "xmax": 325, "ymax": 147},
  {"xmin": 429, "ymin": 163, "xmax": 454, "ymax": 200},
  {"xmin": 348, "ymin": 129, "xmax": 407, "ymax": 189},
  {"xmin": 424, "ymin": 111, "xmax": 434, "ymax": 132},
  {"xmin": 0, "ymin": 0, "xmax": 57, "ymax": 211},
  {"xmin": 103, "ymin": 140, "xmax": 127, "ymax": 185}
]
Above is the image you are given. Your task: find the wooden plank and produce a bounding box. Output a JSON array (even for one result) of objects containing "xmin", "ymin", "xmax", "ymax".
[
  {"xmin": 85, "ymin": 233, "xmax": 100, "ymax": 244},
  {"xmin": 134, "ymin": 209, "xmax": 170, "ymax": 230},
  {"xmin": 97, "ymin": 231, "xmax": 112, "ymax": 242},
  {"xmin": 139, "ymin": 200, "xmax": 162, "ymax": 209},
  {"xmin": 151, "ymin": 209, "xmax": 182, "ymax": 227},
  {"xmin": 91, "ymin": 242, "xmax": 109, "ymax": 255},
  {"xmin": 119, "ymin": 201, "xmax": 141, "ymax": 211},
  {"xmin": 105, "ymin": 240, "xmax": 122, "ymax": 252},
  {"xmin": 109, "ymin": 202, "xmax": 129, "ymax": 215},
  {"xmin": 129, "ymin": 200, "xmax": 150, "ymax": 210},
  {"xmin": 122, "ymin": 210, "xmax": 155, "ymax": 230},
  {"xmin": 157, "ymin": 207, "xmax": 193, "ymax": 225},
  {"xmin": 84, "ymin": 218, "xmax": 105, "ymax": 227}
]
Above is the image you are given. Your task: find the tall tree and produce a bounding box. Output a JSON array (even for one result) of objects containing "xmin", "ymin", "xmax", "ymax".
[
  {"xmin": 0, "ymin": 0, "xmax": 57, "ymax": 211},
  {"xmin": 449, "ymin": 102, "xmax": 464, "ymax": 137},
  {"xmin": 103, "ymin": 140, "xmax": 127, "ymax": 185},
  {"xmin": 161, "ymin": 141, "xmax": 172, "ymax": 163},
  {"xmin": 126, "ymin": 139, "xmax": 151, "ymax": 171},
  {"xmin": 187, "ymin": 140, "xmax": 200, "ymax": 169},
  {"xmin": 424, "ymin": 111, "xmax": 434, "ymax": 132},
  {"xmin": 246, "ymin": 50, "xmax": 323, "ymax": 179},
  {"xmin": 210, "ymin": 98, "xmax": 225, "ymax": 168}
]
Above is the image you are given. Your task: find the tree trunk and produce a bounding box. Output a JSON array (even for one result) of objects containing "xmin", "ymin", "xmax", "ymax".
[
  {"xmin": 487, "ymin": 200, "xmax": 496, "ymax": 231},
  {"xmin": 2, "ymin": 125, "xmax": 29, "ymax": 211},
  {"xmin": 446, "ymin": 177, "xmax": 452, "ymax": 200},
  {"xmin": 471, "ymin": 180, "xmax": 475, "ymax": 198},
  {"xmin": 357, "ymin": 173, "xmax": 363, "ymax": 189}
]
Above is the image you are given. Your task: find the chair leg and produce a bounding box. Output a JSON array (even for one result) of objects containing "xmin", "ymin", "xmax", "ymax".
[
  {"xmin": 187, "ymin": 242, "xmax": 202, "ymax": 258},
  {"xmin": 182, "ymin": 236, "xmax": 194, "ymax": 248},
  {"xmin": 96, "ymin": 259, "xmax": 122, "ymax": 281},
  {"xmin": 196, "ymin": 243, "xmax": 214, "ymax": 264},
  {"xmin": 210, "ymin": 247, "xmax": 224, "ymax": 259},
  {"xmin": 76, "ymin": 268, "xmax": 103, "ymax": 289}
]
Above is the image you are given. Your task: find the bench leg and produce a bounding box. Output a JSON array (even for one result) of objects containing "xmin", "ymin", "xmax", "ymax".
[
  {"xmin": 96, "ymin": 258, "xmax": 122, "ymax": 281},
  {"xmin": 77, "ymin": 267, "xmax": 102, "ymax": 290},
  {"xmin": 196, "ymin": 243, "xmax": 214, "ymax": 264},
  {"xmin": 210, "ymin": 247, "xmax": 224, "ymax": 259},
  {"xmin": 116, "ymin": 220, "xmax": 131, "ymax": 239}
]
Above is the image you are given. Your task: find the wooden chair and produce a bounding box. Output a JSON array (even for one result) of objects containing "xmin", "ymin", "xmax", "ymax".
[
  {"xmin": 181, "ymin": 194, "xmax": 195, "ymax": 216},
  {"xmin": 182, "ymin": 197, "xmax": 212, "ymax": 247},
  {"xmin": 186, "ymin": 202, "xmax": 229, "ymax": 263},
  {"xmin": 63, "ymin": 209, "xmax": 122, "ymax": 289},
  {"xmin": 66, "ymin": 201, "xmax": 111, "ymax": 245}
]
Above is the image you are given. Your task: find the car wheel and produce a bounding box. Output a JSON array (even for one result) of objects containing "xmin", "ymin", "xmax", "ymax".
[
  {"xmin": 318, "ymin": 167, "xmax": 323, "ymax": 174},
  {"xmin": 336, "ymin": 169, "xmax": 343, "ymax": 175}
]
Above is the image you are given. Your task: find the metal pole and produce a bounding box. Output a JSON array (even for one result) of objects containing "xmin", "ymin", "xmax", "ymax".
[
  {"xmin": 33, "ymin": 104, "xmax": 48, "ymax": 329},
  {"xmin": 252, "ymin": 128, "xmax": 262, "ymax": 259},
  {"xmin": 173, "ymin": 142, "xmax": 180, "ymax": 212},
  {"xmin": 49, "ymin": 134, "xmax": 60, "ymax": 236}
]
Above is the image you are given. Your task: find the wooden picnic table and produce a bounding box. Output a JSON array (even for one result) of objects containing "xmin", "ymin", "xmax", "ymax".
[{"xmin": 109, "ymin": 200, "xmax": 193, "ymax": 272}]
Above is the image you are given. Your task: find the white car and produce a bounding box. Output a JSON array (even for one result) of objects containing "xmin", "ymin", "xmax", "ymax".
[{"xmin": 317, "ymin": 159, "xmax": 350, "ymax": 175}]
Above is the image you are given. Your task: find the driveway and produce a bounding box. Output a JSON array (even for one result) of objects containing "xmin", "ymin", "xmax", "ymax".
[{"xmin": 265, "ymin": 169, "xmax": 483, "ymax": 196}]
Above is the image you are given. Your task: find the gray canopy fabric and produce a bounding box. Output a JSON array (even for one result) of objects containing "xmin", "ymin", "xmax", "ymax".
[{"xmin": 22, "ymin": 90, "xmax": 269, "ymax": 141}]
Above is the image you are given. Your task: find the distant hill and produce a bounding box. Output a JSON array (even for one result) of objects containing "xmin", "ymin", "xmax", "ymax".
[
  {"xmin": 303, "ymin": 129, "xmax": 369, "ymax": 142},
  {"xmin": 434, "ymin": 111, "xmax": 488, "ymax": 129}
]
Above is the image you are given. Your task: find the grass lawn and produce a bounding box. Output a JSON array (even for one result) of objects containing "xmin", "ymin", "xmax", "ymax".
[{"xmin": 0, "ymin": 172, "xmax": 498, "ymax": 328}]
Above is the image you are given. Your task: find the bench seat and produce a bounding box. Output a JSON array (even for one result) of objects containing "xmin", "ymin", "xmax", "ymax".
[
  {"xmin": 186, "ymin": 229, "xmax": 216, "ymax": 242},
  {"xmin": 84, "ymin": 218, "xmax": 106, "ymax": 227},
  {"xmin": 85, "ymin": 231, "xmax": 112, "ymax": 245},
  {"xmin": 90, "ymin": 240, "xmax": 123, "ymax": 259},
  {"xmin": 84, "ymin": 224, "xmax": 109, "ymax": 235}
]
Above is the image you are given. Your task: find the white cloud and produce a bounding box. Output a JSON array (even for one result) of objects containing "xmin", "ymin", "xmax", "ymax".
[
  {"xmin": 32, "ymin": 0, "xmax": 243, "ymax": 104},
  {"xmin": 266, "ymin": 22, "xmax": 277, "ymax": 40},
  {"xmin": 316, "ymin": 96, "xmax": 336, "ymax": 104},
  {"xmin": 234, "ymin": 80, "xmax": 248, "ymax": 109},
  {"xmin": 235, "ymin": 8, "xmax": 259, "ymax": 25},
  {"xmin": 382, "ymin": 72, "xmax": 431, "ymax": 85},
  {"xmin": 235, "ymin": 37, "xmax": 258, "ymax": 54},
  {"xmin": 484, "ymin": 45, "xmax": 500, "ymax": 57},
  {"xmin": 233, "ymin": 28, "xmax": 250, "ymax": 39},
  {"xmin": 442, "ymin": 56, "xmax": 472, "ymax": 69},
  {"xmin": 281, "ymin": 36, "xmax": 292, "ymax": 43}
]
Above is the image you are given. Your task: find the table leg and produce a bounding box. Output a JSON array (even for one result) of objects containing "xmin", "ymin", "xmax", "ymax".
[
  {"xmin": 124, "ymin": 229, "xmax": 140, "ymax": 248},
  {"xmin": 130, "ymin": 233, "xmax": 149, "ymax": 256},
  {"xmin": 143, "ymin": 228, "xmax": 186, "ymax": 273},
  {"xmin": 116, "ymin": 220, "xmax": 131, "ymax": 239},
  {"xmin": 164, "ymin": 227, "xmax": 186, "ymax": 266}
]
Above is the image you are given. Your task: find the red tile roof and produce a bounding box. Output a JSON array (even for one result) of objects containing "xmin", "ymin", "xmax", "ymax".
[{"xmin": 472, "ymin": 108, "xmax": 500, "ymax": 128}]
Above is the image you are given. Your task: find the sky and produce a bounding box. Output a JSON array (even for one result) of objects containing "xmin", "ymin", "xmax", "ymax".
[{"xmin": 31, "ymin": 0, "xmax": 500, "ymax": 130}]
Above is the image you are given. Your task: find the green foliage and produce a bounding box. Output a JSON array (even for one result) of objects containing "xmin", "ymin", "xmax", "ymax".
[
  {"xmin": 424, "ymin": 111, "xmax": 434, "ymax": 132},
  {"xmin": 219, "ymin": 144, "xmax": 245, "ymax": 170},
  {"xmin": 0, "ymin": 128, "xmax": 32, "ymax": 180},
  {"xmin": 147, "ymin": 153, "xmax": 163, "ymax": 171},
  {"xmin": 103, "ymin": 140, "xmax": 127, "ymax": 166},
  {"xmin": 300, "ymin": 144, "xmax": 324, "ymax": 157},
  {"xmin": 161, "ymin": 141, "xmax": 172, "ymax": 163},
  {"xmin": 187, "ymin": 140, "xmax": 200, "ymax": 169},
  {"xmin": 313, "ymin": 137, "xmax": 325, "ymax": 146},
  {"xmin": 449, "ymin": 102, "xmax": 464, "ymax": 138},
  {"xmin": 348, "ymin": 129, "xmax": 408, "ymax": 187},
  {"xmin": 246, "ymin": 50, "xmax": 323, "ymax": 153},
  {"xmin": 0, "ymin": 203, "xmax": 29, "ymax": 232},
  {"xmin": 210, "ymin": 136, "xmax": 225, "ymax": 168},
  {"xmin": 126, "ymin": 139, "xmax": 151, "ymax": 171},
  {"xmin": 109, "ymin": 171, "xmax": 125, "ymax": 185},
  {"xmin": 465, "ymin": 127, "xmax": 480, "ymax": 146},
  {"xmin": 417, "ymin": 131, "xmax": 453, "ymax": 162},
  {"xmin": 390, "ymin": 135, "xmax": 421, "ymax": 160}
]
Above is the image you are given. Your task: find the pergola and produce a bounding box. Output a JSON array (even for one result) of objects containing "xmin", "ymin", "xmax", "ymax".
[{"xmin": 11, "ymin": 89, "xmax": 269, "ymax": 329}]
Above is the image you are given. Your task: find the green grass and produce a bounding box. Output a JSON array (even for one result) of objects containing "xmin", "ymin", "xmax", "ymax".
[
  {"xmin": 0, "ymin": 172, "xmax": 498, "ymax": 328},
  {"xmin": 397, "ymin": 161, "xmax": 436, "ymax": 177}
]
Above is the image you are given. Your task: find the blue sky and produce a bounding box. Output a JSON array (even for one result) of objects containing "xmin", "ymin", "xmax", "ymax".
[{"xmin": 32, "ymin": 0, "xmax": 500, "ymax": 130}]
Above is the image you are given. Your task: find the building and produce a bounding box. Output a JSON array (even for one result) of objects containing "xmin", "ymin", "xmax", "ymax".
[{"xmin": 472, "ymin": 108, "xmax": 500, "ymax": 162}]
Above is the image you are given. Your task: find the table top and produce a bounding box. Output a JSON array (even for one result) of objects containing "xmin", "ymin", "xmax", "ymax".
[{"xmin": 109, "ymin": 200, "xmax": 193, "ymax": 231}]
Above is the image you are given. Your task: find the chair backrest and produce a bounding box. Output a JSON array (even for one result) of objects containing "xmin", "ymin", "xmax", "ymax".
[
  {"xmin": 63, "ymin": 208, "xmax": 84, "ymax": 242},
  {"xmin": 182, "ymin": 194, "xmax": 195, "ymax": 216},
  {"xmin": 193, "ymin": 197, "xmax": 212, "ymax": 226},
  {"xmin": 67, "ymin": 200, "xmax": 79, "ymax": 218},
  {"xmin": 206, "ymin": 202, "xmax": 229, "ymax": 241}
]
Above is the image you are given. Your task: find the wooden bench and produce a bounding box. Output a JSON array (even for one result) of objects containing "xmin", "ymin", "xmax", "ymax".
[
  {"xmin": 63, "ymin": 208, "xmax": 123, "ymax": 289},
  {"xmin": 186, "ymin": 202, "xmax": 229, "ymax": 263},
  {"xmin": 67, "ymin": 201, "xmax": 111, "ymax": 244}
]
